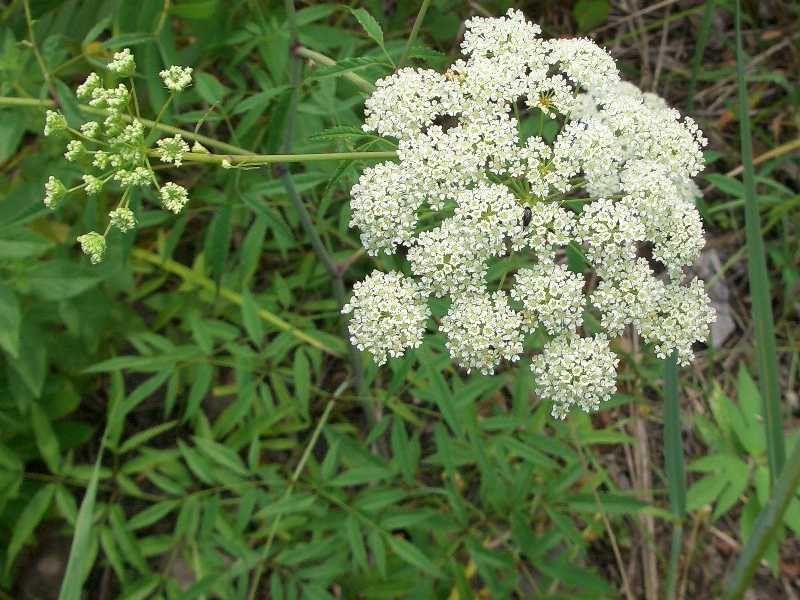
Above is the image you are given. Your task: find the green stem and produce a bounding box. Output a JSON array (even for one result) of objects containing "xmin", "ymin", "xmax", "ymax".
[
  {"xmin": 735, "ymin": 0, "xmax": 785, "ymax": 483},
  {"xmin": 131, "ymin": 248, "xmax": 341, "ymax": 357},
  {"xmin": 663, "ymin": 351, "xmax": 686, "ymax": 600},
  {"xmin": 0, "ymin": 96, "xmax": 396, "ymax": 163},
  {"xmin": 399, "ymin": 0, "xmax": 432, "ymax": 68},
  {"xmin": 294, "ymin": 46, "xmax": 375, "ymax": 93},
  {"xmin": 1, "ymin": 95, "xmax": 247, "ymax": 154},
  {"xmin": 172, "ymin": 150, "xmax": 397, "ymax": 165}
]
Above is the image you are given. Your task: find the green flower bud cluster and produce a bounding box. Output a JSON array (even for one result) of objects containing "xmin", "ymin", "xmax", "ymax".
[{"xmin": 42, "ymin": 48, "xmax": 196, "ymax": 264}]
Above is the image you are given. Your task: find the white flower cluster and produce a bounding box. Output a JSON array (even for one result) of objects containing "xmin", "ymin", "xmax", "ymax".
[
  {"xmin": 341, "ymin": 271, "xmax": 430, "ymax": 366},
  {"xmin": 42, "ymin": 50, "xmax": 196, "ymax": 263},
  {"xmin": 344, "ymin": 10, "xmax": 715, "ymax": 418},
  {"xmin": 160, "ymin": 66, "xmax": 193, "ymax": 92},
  {"xmin": 108, "ymin": 48, "xmax": 136, "ymax": 76}
]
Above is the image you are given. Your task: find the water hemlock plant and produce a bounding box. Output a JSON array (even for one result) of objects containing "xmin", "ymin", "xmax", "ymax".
[{"xmin": 42, "ymin": 10, "xmax": 714, "ymax": 423}]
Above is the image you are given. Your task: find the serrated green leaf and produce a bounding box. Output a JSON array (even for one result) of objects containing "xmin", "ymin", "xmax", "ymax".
[{"xmin": 350, "ymin": 8, "xmax": 384, "ymax": 47}]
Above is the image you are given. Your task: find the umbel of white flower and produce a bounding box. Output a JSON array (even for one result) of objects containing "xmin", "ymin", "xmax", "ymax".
[
  {"xmin": 41, "ymin": 50, "xmax": 194, "ymax": 263},
  {"xmin": 343, "ymin": 9, "xmax": 715, "ymax": 419}
]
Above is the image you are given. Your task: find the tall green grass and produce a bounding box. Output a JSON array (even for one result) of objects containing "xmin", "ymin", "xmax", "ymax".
[
  {"xmin": 723, "ymin": 0, "xmax": 789, "ymax": 594},
  {"xmin": 732, "ymin": 0, "xmax": 785, "ymax": 482}
]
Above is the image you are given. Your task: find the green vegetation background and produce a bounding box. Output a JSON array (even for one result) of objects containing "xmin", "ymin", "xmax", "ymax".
[{"xmin": 0, "ymin": 0, "xmax": 798, "ymax": 598}]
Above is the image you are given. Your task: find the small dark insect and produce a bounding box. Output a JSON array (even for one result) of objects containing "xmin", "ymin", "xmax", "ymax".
[{"xmin": 522, "ymin": 205, "xmax": 532, "ymax": 227}]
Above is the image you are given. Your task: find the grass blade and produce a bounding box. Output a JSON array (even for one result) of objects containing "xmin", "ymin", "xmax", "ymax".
[
  {"xmin": 57, "ymin": 452, "xmax": 103, "ymax": 600},
  {"xmin": 734, "ymin": 0, "xmax": 785, "ymax": 482},
  {"xmin": 58, "ymin": 394, "xmax": 120, "ymax": 600},
  {"xmin": 399, "ymin": 0, "xmax": 432, "ymax": 68},
  {"xmin": 663, "ymin": 352, "xmax": 686, "ymax": 599},
  {"xmin": 686, "ymin": 0, "xmax": 716, "ymax": 113},
  {"xmin": 723, "ymin": 441, "xmax": 800, "ymax": 598}
]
